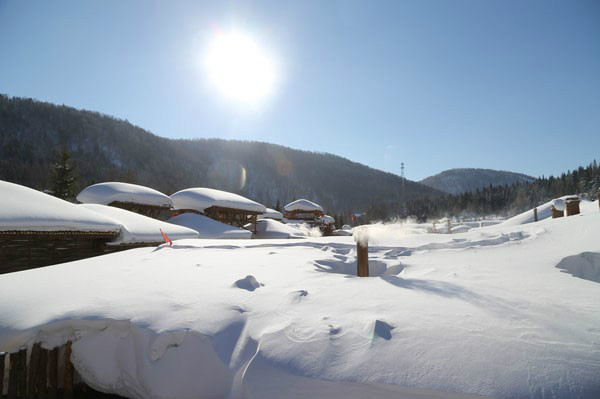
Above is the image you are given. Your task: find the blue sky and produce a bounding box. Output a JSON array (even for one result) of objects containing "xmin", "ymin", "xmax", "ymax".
[{"xmin": 1, "ymin": 0, "xmax": 598, "ymax": 180}]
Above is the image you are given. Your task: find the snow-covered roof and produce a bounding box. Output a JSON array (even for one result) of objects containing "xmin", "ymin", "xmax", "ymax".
[
  {"xmin": 77, "ymin": 182, "xmax": 173, "ymax": 208},
  {"xmin": 284, "ymin": 199, "xmax": 323, "ymax": 212},
  {"xmin": 81, "ymin": 204, "xmax": 198, "ymax": 245},
  {"xmin": 168, "ymin": 213, "xmax": 252, "ymax": 239},
  {"xmin": 260, "ymin": 208, "xmax": 283, "ymax": 220},
  {"xmin": 250, "ymin": 219, "xmax": 306, "ymax": 239},
  {"xmin": 0, "ymin": 180, "xmax": 120, "ymax": 233},
  {"xmin": 321, "ymin": 215, "xmax": 335, "ymax": 225},
  {"xmin": 170, "ymin": 188, "xmax": 266, "ymax": 214}
]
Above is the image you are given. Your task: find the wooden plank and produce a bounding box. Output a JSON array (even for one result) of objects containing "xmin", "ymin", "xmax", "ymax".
[
  {"xmin": 17, "ymin": 349, "xmax": 27, "ymax": 399},
  {"xmin": 37, "ymin": 347, "xmax": 48, "ymax": 399},
  {"xmin": 47, "ymin": 348, "xmax": 58, "ymax": 399},
  {"xmin": 0, "ymin": 352, "xmax": 5, "ymax": 399},
  {"xmin": 8, "ymin": 352, "xmax": 17, "ymax": 399},
  {"xmin": 63, "ymin": 342, "xmax": 73, "ymax": 399},
  {"xmin": 28, "ymin": 343, "xmax": 41, "ymax": 398}
]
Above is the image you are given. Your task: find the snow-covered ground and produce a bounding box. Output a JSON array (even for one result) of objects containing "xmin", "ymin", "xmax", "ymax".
[{"xmin": 1, "ymin": 202, "xmax": 599, "ymax": 399}]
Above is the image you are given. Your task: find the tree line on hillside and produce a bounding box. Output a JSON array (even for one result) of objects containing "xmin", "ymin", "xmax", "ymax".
[
  {"xmin": 366, "ymin": 161, "xmax": 600, "ymax": 222},
  {"xmin": 0, "ymin": 94, "xmax": 441, "ymax": 215}
]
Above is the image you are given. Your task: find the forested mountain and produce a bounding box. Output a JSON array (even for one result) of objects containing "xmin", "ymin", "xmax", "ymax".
[
  {"xmin": 0, "ymin": 95, "xmax": 442, "ymax": 215},
  {"xmin": 368, "ymin": 161, "xmax": 600, "ymax": 222},
  {"xmin": 420, "ymin": 168, "xmax": 536, "ymax": 194}
]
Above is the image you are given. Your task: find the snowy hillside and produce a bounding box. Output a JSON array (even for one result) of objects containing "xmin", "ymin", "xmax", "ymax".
[
  {"xmin": 421, "ymin": 168, "xmax": 536, "ymax": 194},
  {"xmin": 0, "ymin": 203, "xmax": 599, "ymax": 398}
]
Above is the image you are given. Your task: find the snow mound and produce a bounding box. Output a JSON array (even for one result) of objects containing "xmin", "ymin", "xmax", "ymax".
[
  {"xmin": 333, "ymin": 229, "xmax": 353, "ymax": 236},
  {"xmin": 233, "ymin": 275, "xmax": 263, "ymax": 291},
  {"xmin": 0, "ymin": 180, "xmax": 120, "ymax": 233},
  {"xmin": 451, "ymin": 225, "xmax": 471, "ymax": 233},
  {"xmin": 252, "ymin": 219, "xmax": 306, "ymax": 239},
  {"xmin": 81, "ymin": 204, "xmax": 199, "ymax": 245},
  {"xmin": 77, "ymin": 182, "xmax": 172, "ymax": 207},
  {"xmin": 284, "ymin": 199, "xmax": 323, "ymax": 212},
  {"xmin": 261, "ymin": 208, "xmax": 283, "ymax": 220},
  {"xmin": 171, "ymin": 188, "xmax": 266, "ymax": 213},
  {"xmin": 168, "ymin": 213, "xmax": 252, "ymax": 239},
  {"xmin": 556, "ymin": 251, "xmax": 600, "ymax": 283}
]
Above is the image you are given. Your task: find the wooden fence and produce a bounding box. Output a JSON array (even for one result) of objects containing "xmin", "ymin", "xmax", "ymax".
[{"xmin": 0, "ymin": 341, "xmax": 124, "ymax": 399}]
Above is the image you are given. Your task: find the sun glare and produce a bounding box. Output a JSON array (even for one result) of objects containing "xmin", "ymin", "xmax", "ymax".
[{"xmin": 204, "ymin": 30, "xmax": 278, "ymax": 106}]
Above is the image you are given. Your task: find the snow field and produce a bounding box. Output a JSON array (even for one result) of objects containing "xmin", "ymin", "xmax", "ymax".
[{"xmin": 0, "ymin": 204, "xmax": 599, "ymax": 398}]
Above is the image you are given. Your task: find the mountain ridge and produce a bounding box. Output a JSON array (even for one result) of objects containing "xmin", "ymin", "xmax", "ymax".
[
  {"xmin": 420, "ymin": 168, "xmax": 536, "ymax": 195},
  {"xmin": 0, "ymin": 94, "xmax": 442, "ymax": 214}
]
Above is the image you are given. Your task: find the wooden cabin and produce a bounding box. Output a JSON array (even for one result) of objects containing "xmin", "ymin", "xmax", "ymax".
[
  {"xmin": 0, "ymin": 180, "xmax": 121, "ymax": 274},
  {"xmin": 170, "ymin": 188, "xmax": 266, "ymax": 234},
  {"xmin": 284, "ymin": 199, "xmax": 324, "ymax": 226},
  {"xmin": 77, "ymin": 182, "xmax": 173, "ymax": 219}
]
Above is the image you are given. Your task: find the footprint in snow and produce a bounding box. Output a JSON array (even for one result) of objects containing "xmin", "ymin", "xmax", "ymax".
[
  {"xmin": 289, "ymin": 290, "xmax": 309, "ymax": 303},
  {"xmin": 233, "ymin": 275, "xmax": 264, "ymax": 291}
]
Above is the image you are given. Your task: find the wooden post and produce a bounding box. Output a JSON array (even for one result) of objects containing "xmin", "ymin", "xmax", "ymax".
[
  {"xmin": 533, "ymin": 207, "xmax": 538, "ymax": 222},
  {"xmin": 447, "ymin": 219, "xmax": 451, "ymax": 234},
  {"xmin": 8, "ymin": 352, "xmax": 17, "ymax": 399},
  {"xmin": 0, "ymin": 352, "xmax": 5, "ymax": 399},
  {"xmin": 28, "ymin": 343, "xmax": 41, "ymax": 398},
  {"xmin": 63, "ymin": 342, "xmax": 73, "ymax": 399},
  {"xmin": 37, "ymin": 347, "xmax": 48, "ymax": 399},
  {"xmin": 357, "ymin": 241, "xmax": 369, "ymax": 277},
  {"xmin": 17, "ymin": 349, "xmax": 26, "ymax": 399},
  {"xmin": 48, "ymin": 348, "xmax": 58, "ymax": 399}
]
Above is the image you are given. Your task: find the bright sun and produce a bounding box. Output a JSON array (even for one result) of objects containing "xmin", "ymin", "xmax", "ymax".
[{"xmin": 204, "ymin": 30, "xmax": 278, "ymax": 105}]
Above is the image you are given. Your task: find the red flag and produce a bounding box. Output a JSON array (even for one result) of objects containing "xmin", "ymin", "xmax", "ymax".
[{"xmin": 160, "ymin": 229, "xmax": 172, "ymax": 247}]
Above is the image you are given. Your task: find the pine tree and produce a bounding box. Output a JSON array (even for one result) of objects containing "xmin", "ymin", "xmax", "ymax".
[
  {"xmin": 275, "ymin": 199, "xmax": 282, "ymax": 212},
  {"xmin": 50, "ymin": 148, "xmax": 77, "ymax": 201}
]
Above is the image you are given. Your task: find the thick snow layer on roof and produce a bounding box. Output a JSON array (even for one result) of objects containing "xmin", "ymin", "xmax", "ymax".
[
  {"xmin": 81, "ymin": 204, "xmax": 198, "ymax": 245},
  {"xmin": 77, "ymin": 182, "xmax": 173, "ymax": 207},
  {"xmin": 2, "ymin": 211, "xmax": 600, "ymax": 398},
  {"xmin": 0, "ymin": 180, "xmax": 120, "ymax": 233},
  {"xmin": 500, "ymin": 195, "xmax": 581, "ymax": 226},
  {"xmin": 260, "ymin": 208, "xmax": 283, "ymax": 220},
  {"xmin": 321, "ymin": 215, "xmax": 335, "ymax": 225},
  {"xmin": 284, "ymin": 199, "xmax": 323, "ymax": 212},
  {"xmin": 171, "ymin": 188, "xmax": 266, "ymax": 213},
  {"xmin": 168, "ymin": 213, "xmax": 252, "ymax": 239},
  {"xmin": 251, "ymin": 219, "xmax": 306, "ymax": 239}
]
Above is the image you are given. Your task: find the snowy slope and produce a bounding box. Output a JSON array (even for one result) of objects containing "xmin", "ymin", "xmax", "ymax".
[
  {"xmin": 0, "ymin": 180, "xmax": 120, "ymax": 233},
  {"xmin": 168, "ymin": 212, "xmax": 252, "ymax": 239},
  {"xmin": 171, "ymin": 188, "xmax": 266, "ymax": 213},
  {"xmin": 77, "ymin": 182, "xmax": 173, "ymax": 207},
  {"xmin": 0, "ymin": 204, "xmax": 599, "ymax": 398},
  {"xmin": 81, "ymin": 204, "xmax": 198, "ymax": 244},
  {"xmin": 500, "ymin": 195, "xmax": 582, "ymax": 226}
]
